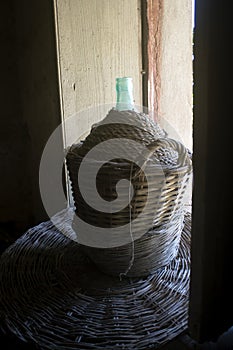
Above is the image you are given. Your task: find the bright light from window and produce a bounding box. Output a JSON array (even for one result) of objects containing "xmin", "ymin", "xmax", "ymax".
[{"xmin": 192, "ymin": 0, "xmax": 195, "ymax": 29}]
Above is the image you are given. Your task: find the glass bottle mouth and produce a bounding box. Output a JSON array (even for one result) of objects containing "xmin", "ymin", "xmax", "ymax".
[{"xmin": 116, "ymin": 77, "xmax": 133, "ymax": 91}]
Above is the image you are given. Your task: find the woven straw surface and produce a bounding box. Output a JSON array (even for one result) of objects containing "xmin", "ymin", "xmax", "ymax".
[
  {"xmin": 0, "ymin": 210, "xmax": 191, "ymax": 350},
  {"xmin": 66, "ymin": 109, "xmax": 192, "ymax": 277},
  {"xmin": 67, "ymin": 138, "xmax": 191, "ymax": 227},
  {"xmin": 77, "ymin": 109, "xmax": 167, "ymax": 155},
  {"xmin": 82, "ymin": 212, "xmax": 185, "ymax": 277},
  {"xmin": 66, "ymin": 109, "xmax": 192, "ymax": 227}
]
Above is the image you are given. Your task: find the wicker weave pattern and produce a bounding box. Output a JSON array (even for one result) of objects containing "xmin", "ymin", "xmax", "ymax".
[
  {"xmin": 66, "ymin": 110, "xmax": 192, "ymax": 277},
  {"xmin": 66, "ymin": 138, "xmax": 191, "ymax": 229},
  {"xmin": 82, "ymin": 212, "xmax": 185, "ymax": 277},
  {"xmin": 0, "ymin": 212, "xmax": 191, "ymax": 350},
  {"xmin": 79, "ymin": 109, "xmax": 167, "ymax": 156}
]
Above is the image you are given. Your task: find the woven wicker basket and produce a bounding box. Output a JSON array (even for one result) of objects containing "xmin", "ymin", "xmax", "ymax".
[
  {"xmin": 0, "ymin": 211, "xmax": 192, "ymax": 350},
  {"xmin": 82, "ymin": 212, "xmax": 185, "ymax": 277},
  {"xmin": 66, "ymin": 109, "xmax": 192, "ymax": 276}
]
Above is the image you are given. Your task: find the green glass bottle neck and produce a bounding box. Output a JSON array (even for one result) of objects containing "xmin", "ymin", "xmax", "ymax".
[{"xmin": 115, "ymin": 77, "xmax": 135, "ymax": 111}]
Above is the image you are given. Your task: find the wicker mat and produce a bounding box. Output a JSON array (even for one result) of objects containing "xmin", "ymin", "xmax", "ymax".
[{"xmin": 0, "ymin": 211, "xmax": 191, "ymax": 350}]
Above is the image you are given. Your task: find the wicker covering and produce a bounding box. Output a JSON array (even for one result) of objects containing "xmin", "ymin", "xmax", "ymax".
[
  {"xmin": 0, "ymin": 210, "xmax": 191, "ymax": 350},
  {"xmin": 66, "ymin": 109, "xmax": 192, "ymax": 276},
  {"xmin": 67, "ymin": 138, "xmax": 191, "ymax": 229},
  {"xmin": 78, "ymin": 108, "xmax": 167, "ymax": 156},
  {"xmin": 82, "ymin": 212, "xmax": 184, "ymax": 277}
]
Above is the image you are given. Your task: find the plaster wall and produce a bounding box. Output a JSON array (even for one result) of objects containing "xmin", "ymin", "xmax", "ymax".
[
  {"xmin": 159, "ymin": 0, "xmax": 193, "ymax": 151},
  {"xmin": 55, "ymin": 0, "xmax": 143, "ymax": 145}
]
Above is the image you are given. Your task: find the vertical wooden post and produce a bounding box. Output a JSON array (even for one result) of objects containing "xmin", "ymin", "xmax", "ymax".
[{"xmin": 147, "ymin": 0, "xmax": 163, "ymax": 121}]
